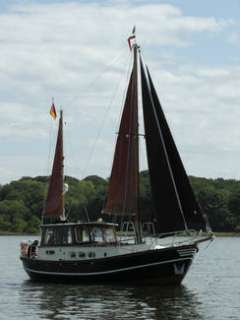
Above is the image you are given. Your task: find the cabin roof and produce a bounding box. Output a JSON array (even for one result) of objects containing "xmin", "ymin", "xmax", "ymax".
[{"xmin": 40, "ymin": 221, "xmax": 118, "ymax": 228}]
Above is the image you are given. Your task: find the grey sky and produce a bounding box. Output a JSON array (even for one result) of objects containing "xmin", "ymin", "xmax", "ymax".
[{"xmin": 0, "ymin": 0, "xmax": 239, "ymax": 183}]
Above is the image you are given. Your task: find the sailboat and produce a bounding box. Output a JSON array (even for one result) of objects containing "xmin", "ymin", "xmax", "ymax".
[{"xmin": 20, "ymin": 31, "xmax": 213, "ymax": 284}]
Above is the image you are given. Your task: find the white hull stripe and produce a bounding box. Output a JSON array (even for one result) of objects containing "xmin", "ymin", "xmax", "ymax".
[
  {"xmin": 178, "ymin": 251, "xmax": 196, "ymax": 256},
  {"xmin": 177, "ymin": 251, "xmax": 196, "ymax": 255},
  {"xmin": 24, "ymin": 257, "xmax": 192, "ymax": 277}
]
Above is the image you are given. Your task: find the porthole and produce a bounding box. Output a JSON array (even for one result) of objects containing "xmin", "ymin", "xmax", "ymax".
[
  {"xmin": 70, "ymin": 252, "xmax": 76, "ymax": 258},
  {"xmin": 79, "ymin": 252, "xmax": 86, "ymax": 258},
  {"xmin": 46, "ymin": 250, "xmax": 55, "ymax": 255},
  {"xmin": 104, "ymin": 252, "xmax": 107, "ymax": 257},
  {"xmin": 88, "ymin": 252, "xmax": 96, "ymax": 258}
]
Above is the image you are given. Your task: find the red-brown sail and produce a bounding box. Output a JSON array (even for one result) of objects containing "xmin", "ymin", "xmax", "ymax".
[
  {"xmin": 103, "ymin": 46, "xmax": 139, "ymax": 216},
  {"xmin": 43, "ymin": 110, "xmax": 64, "ymax": 219}
]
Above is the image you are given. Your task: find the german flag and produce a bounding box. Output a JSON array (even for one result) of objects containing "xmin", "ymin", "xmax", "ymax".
[{"xmin": 50, "ymin": 102, "xmax": 57, "ymax": 119}]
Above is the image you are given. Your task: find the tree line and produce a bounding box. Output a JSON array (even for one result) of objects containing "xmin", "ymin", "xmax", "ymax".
[{"xmin": 0, "ymin": 172, "xmax": 240, "ymax": 234}]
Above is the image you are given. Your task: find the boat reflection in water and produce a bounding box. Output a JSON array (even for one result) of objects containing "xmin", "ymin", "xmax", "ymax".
[{"xmin": 19, "ymin": 281, "xmax": 202, "ymax": 320}]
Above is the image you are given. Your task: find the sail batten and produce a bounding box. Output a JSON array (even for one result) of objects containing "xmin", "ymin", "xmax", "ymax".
[{"xmin": 43, "ymin": 110, "xmax": 64, "ymax": 220}]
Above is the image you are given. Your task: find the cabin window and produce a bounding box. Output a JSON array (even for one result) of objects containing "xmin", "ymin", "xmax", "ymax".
[
  {"xmin": 103, "ymin": 228, "xmax": 116, "ymax": 243},
  {"xmin": 73, "ymin": 225, "xmax": 116, "ymax": 244},
  {"xmin": 121, "ymin": 221, "xmax": 136, "ymax": 233},
  {"xmin": 46, "ymin": 250, "xmax": 55, "ymax": 255},
  {"xmin": 61, "ymin": 227, "xmax": 72, "ymax": 245},
  {"xmin": 90, "ymin": 227, "xmax": 103, "ymax": 243},
  {"xmin": 74, "ymin": 226, "xmax": 90, "ymax": 243},
  {"xmin": 88, "ymin": 252, "xmax": 96, "ymax": 258},
  {"xmin": 42, "ymin": 226, "xmax": 73, "ymax": 246},
  {"xmin": 79, "ymin": 252, "xmax": 86, "ymax": 258},
  {"xmin": 142, "ymin": 222, "xmax": 156, "ymax": 235},
  {"xmin": 70, "ymin": 252, "xmax": 76, "ymax": 258},
  {"xmin": 43, "ymin": 228, "xmax": 55, "ymax": 246}
]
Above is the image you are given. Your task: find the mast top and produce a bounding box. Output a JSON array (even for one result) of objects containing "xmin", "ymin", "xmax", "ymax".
[{"xmin": 128, "ymin": 26, "xmax": 138, "ymax": 51}]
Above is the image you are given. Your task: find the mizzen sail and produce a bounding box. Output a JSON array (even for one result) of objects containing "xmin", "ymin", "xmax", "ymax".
[{"xmin": 43, "ymin": 110, "xmax": 64, "ymax": 219}]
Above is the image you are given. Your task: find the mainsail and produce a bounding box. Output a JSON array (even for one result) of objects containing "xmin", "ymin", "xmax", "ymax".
[
  {"xmin": 103, "ymin": 34, "xmax": 209, "ymax": 235},
  {"xmin": 140, "ymin": 59, "xmax": 209, "ymax": 233},
  {"xmin": 43, "ymin": 110, "xmax": 64, "ymax": 220},
  {"xmin": 103, "ymin": 46, "xmax": 139, "ymax": 217}
]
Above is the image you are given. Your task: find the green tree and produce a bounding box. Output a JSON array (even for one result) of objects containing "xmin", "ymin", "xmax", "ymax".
[
  {"xmin": 228, "ymin": 188, "xmax": 240, "ymax": 231},
  {"xmin": 0, "ymin": 199, "xmax": 30, "ymax": 232}
]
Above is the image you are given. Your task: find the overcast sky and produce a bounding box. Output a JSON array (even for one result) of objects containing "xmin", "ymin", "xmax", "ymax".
[{"xmin": 0, "ymin": 0, "xmax": 239, "ymax": 184}]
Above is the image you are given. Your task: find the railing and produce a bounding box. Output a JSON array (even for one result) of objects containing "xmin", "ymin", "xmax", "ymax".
[
  {"xmin": 144, "ymin": 230, "xmax": 214, "ymax": 248},
  {"xmin": 117, "ymin": 228, "xmax": 214, "ymax": 249}
]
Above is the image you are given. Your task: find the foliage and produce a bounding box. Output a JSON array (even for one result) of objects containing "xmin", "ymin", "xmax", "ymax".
[{"xmin": 1, "ymin": 173, "xmax": 240, "ymax": 233}]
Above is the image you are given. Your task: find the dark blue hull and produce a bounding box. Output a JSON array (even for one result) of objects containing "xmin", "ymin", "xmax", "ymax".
[{"xmin": 21, "ymin": 244, "xmax": 197, "ymax": 285}]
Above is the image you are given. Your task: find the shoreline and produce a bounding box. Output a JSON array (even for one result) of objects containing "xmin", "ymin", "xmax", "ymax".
[{"xmin": 0, "ymin": 231, "xmax": 39, "ymax": 236}]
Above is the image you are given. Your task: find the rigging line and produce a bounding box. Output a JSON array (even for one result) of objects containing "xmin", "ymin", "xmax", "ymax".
[
  {"xmin": 46, "ymin": 119, "xmax": 55, "ymax": 175},
  {"xmin": 112, "ymin": 53, "xmax": 133, "ymax": 227},
  {"xmin": 102, "ymin": 51, "xmax": 132, "ymax": 222},
  {"xmin": 80, "ymin": 51, "xmax": 132, "ymax": 180},
  {"xmin": 107, "ymin": 51, "xmax": 132, "ymax": 184},
  {"xmin": 39, "ymin": 44, "xmax": 128, "ymax": 110},
  {"xmin": 109, "ymin": 50, "xmax": 132, "ymax": 225},
  {"xmin": 42, "ymin": 116, "xmax": 57, "ymax": 222},
  {"xmin": 140, "ymin": 54, "xmax": 188, "ymax": 231},
  {"xmin": 114, "ymin": 52, "xmax": 133, "ymax": 133},
  {"xmin": 64, "ymin": 46, "xmax": 129, "ymax": 111},
  {"xmin": 42, "ymin": 118, "xmax": 55, "ymax": 215}
]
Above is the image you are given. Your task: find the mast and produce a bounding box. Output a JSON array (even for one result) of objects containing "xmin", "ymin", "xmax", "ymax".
[
  {"xmin": 43, "ymin": 110, "xmax": 65, "ymax": 222},
  {"xmin": 103, "ymin": 34, "xmax": 141, "ymax": 242},
  {"xmin": 133, "ymin": 42, "xmax": 141, "ymax": 242}
]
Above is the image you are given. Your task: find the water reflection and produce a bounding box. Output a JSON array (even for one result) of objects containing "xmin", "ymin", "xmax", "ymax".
[
  {"xmin": 132, "ymin": 285, "xmax": 203, "ymax": 320},
  {"xmin": 19, "ymin": 281, "xmax": 202, "ymax": 320}
]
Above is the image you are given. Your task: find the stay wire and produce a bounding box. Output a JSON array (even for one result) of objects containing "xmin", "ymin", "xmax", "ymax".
[
  {"xmin": 80, "ymin": 51, "xmax": 132, "ymax": 180},
  {"xmin": 63, "ymin": 45, "xmax": 129, "ymax": 111},
  {"xmin": 104, "ymin": 53, "xmax": 133, "ymax": 226}
]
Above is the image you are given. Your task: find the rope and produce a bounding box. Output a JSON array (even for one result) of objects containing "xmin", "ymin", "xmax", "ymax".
[
  {"xmin": 64, "ymin": 45, "xmax": 129, "ymax": 111},
  {"xmin": 79, "ymin": 51, "xmax": 132, "ymax": 179},
  {"xmin": 65, "ymin": 49, "xmax": 132, "ymax": 222}
]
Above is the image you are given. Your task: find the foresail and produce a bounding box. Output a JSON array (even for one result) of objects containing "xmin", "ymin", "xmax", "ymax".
[
  {"xmin": 140, "ymin": 60, "xmax": 209, "ymax": 233},
  {"xmin": 43, "ymin": 110, "xmax": 64, "ymax": 219},
  {"xmin": 103, "ymin": 49, "xmax": 139, "ymax": 216}
]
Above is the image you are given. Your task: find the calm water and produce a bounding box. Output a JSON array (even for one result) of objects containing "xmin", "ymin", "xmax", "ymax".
[{"xmin": 0, "ymin": 236, "xmax": 239, "ymax": 320}]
